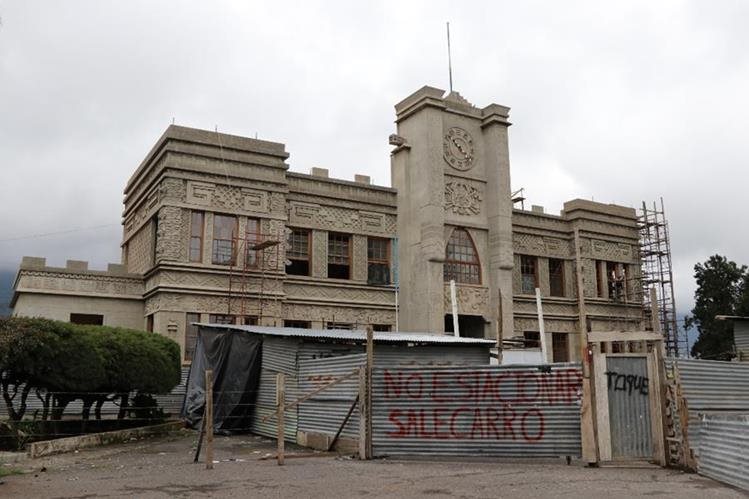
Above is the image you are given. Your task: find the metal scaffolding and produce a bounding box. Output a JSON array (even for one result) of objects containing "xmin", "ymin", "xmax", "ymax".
[
  {"xmin": 639, "ymin": 198, "xmax": 686, "ymax": 357},
  {"xmin": 226, "ymin": 229, "xmax": 283, "ymax": 324}
]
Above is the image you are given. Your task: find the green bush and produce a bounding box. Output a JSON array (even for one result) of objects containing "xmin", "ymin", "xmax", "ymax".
[{"xmin": 0, "ymin": 317, "xmax": 181, "ymax": 422}]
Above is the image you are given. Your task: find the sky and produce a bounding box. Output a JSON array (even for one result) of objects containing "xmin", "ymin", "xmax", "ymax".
[{"xmin": 1, "ymin": 0, "xmax": 748, "ymax": 322}]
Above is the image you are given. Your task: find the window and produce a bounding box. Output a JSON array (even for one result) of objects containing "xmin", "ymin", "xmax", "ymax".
[
  {"xmin": 326, "ymin": 322, "xmax": 353, "ymax": 330},
  {"xmin": 189, "ymin": 212, "xmax": 204, "ymax": 263},
  {"xmin": 367, "ymin": 237, "xmax": 390, "ymax": 285},
  {"xmin": 444, "ymin": 228, "xmax": 481, "ymax": 284},
  {"xmin": 597, "ymin": 260, "xmax": 625, "ymax": 300},
  {"xmin": 245, "ymin": 217, "xmax": 261, "ymax": 268},
  {"xmin": 185, "ymin": 313, "xmax": 200, "ymax": 361},
  {"xmin": 209, "ymin": 314, "xmax": 235, "ymax": 325},
  {"xmin": 552, "ymin": 333, "xmax": 569, "ymax": 362},
  {"xmin": 520, "ymin": 255, "xmax": 538, "ymax": 294},
  {"xmin": 242, "ymin": 316, "xmax": 258, "ymax": 326},
  {"xmin": 372, "ymin": 324, "xmax": 392, "ymax": 332},
  {"xmin": 286, "ymin": 228, "xmax": 311, "ymax": 276},
  {"xmin": 212, "ymin": 214, "xmax": 237, "ymax": 265},
  {"xmin": 70, "ymin": 313, "xmax": 103, "ymax": 326},
  {"xmin": 285, "ymin": 320, "xmax": 311, "ymax": 329},
  {"xmin": 146, "ymin": 314, "xmax": 154, "ymax": 332},
  {"xmin": 548, "ymin": 258, "xmax": 565, "ymax": 297},
  {"xmin": 523, "ymin": 331, "xmax": 540, "ymax": 348},
  {"xmin": 327, "ymin": 233, "xmax": 351, "ymax": 279}
]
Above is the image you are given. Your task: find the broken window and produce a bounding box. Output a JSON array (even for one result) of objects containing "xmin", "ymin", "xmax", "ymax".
[
  {"xmin": 286, "ymin": 228, "xmax": 311, "ymax": 276},
  {"xmin": 184, "ymin": 313, "xmax": 200, "ymax": 362},
  {"xmin": 367, "ymin": 237, "xmax": 390, "ymax": 285},
  {"xmin": 327, "ymin": 232, "xmax": 351, "ymax": 279}
]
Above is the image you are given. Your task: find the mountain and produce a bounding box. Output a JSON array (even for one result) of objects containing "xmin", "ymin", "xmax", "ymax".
[{"xmin": 0, "ymin": 269, "xmax": 15, "ymax": 317}]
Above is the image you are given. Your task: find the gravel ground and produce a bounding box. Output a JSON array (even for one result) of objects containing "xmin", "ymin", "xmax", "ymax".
[{"xmin": 0, "ymin": 430, "xmax": 744, "ymax": 498}]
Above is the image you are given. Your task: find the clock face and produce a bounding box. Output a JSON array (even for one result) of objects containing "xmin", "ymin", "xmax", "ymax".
[{"xmin": 443, "ymin": 127, "xmax": 475, "ymax": 171}]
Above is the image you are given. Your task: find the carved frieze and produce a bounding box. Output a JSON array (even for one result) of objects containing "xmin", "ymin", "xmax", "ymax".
[
  {"xmin": 17, "ymin": 270, "xmax": 144, "ymax": 297},
  {"xmin": 282, "ymin": 303, "xmax": 395, "ymax": 325},
  {"xmin": 590, "ymin": 239, "xmax": 634, "ymax": 262},
  {"xmin": 284, "ymin": 283, "xmax": 394, "ymax": 305},
  {"xmin": 186, "ymin": 181, "xmax": 270, "ymax": 213},
  {"xmin": 288, "ymin": 202, "xmax": 395, "ymax": 235},
  {"xmin": 513, "ymin": 233, "xmax": 571, "ymax": 258},
  {"xmin": 444, "ymin": 181, "xmax": 482, "ymax": 215},
  {"xmin": 443, "ymin": 285, "xmax": 489, "ymax": 314}
]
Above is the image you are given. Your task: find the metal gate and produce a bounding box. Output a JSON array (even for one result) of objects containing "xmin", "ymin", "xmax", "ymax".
[{"xmin": 606, "ymin": 356, "xmax": 653, "ymax": 459}]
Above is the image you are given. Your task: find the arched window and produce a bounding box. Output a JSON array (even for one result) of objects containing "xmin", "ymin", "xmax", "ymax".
[{"xmin": 444, "ymin": 228, "xmax": 481, "ymax": 284}]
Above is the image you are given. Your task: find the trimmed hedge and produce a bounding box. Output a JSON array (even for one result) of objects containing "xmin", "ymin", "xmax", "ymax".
[{"xmin": 0, "ymin": 317, "xmax": 181, "ymax": 422}]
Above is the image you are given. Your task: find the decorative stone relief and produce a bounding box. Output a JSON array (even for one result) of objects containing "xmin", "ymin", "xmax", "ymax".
[
  {"xmin": 352, "ymin": 235, "xmax": 368, "ymax": 282},
  {"xmin": 285, "ymin": 283, "xmax": 394, "ymax": 305},
  {"xmin": 444, "ymin": 182, "xmax": 482, "ymax": 215},
  {"xmin": 159, "ymin": 178, "xmax": 185, "ymax": 202},
  {"xmin": 513, "ymin": 233, "xmax": 571, "ymax": 257},
  {"xmin": 186, "ymin": 181, "xmax": 270, "ymax": 213},
  {"xmin": 18, "ymin": 270, "xmax": 143, "ymax": 297},
  {"xmin": 311, "ymin": 230, "xmax": 328, "ymax": 278},
  {"xmin": 442, "ymin": 285, "xmax": 489, "ymax": 314},
  {"xmin": 126, "ymin": 223, "xmax": 154, "ymax": 274},
  {"xmin": 289, "ymin": 202, "xmax": 395, "ymax": 235},
  {"xmin": 282, "ymin": 303, "xmax": 395, "ymax": 325},
  {"xmin": 591, "ymin": 239, "xmax": 634, "ymax": 262},
  {"xmin": 156, "ymin": 206, "xmax": 185, "ymax": 262}
]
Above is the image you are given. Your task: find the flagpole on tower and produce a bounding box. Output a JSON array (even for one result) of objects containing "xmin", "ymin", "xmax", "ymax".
[{"xmin": 446, "ymin": 21, "xmax": 453, "ymax": 93}]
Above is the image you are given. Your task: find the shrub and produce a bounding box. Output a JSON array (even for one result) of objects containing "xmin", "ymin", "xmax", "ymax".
[{"xmin": 0, "ymin": 317, "xmax": 181, "ymax": 422}]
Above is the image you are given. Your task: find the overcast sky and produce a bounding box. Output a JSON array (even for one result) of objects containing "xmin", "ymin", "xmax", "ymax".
[{"xmin": 1, "ymin": 0, "xmax": 748, "ymax": 320}]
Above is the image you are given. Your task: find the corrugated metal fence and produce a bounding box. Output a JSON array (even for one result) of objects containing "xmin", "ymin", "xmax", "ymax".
[
  {"xmin": 668, "ymin": 358, "xmax": 749, "ymax": 491},
  {"xmin": 298, "ymin": 353, "xmax": 365, "ymax": 440},
  {"xmin": 371, "ymin": 363, "xmax": 583, "ymax": 457},
  {"xmin": 696, "ymin": 415, "xmax": 749, "ymax": 491}
]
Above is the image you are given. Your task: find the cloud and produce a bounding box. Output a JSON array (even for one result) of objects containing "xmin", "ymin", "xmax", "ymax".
[{"xmin": 1, "ymin": 0, "xmax": 747, "ymax": 317}]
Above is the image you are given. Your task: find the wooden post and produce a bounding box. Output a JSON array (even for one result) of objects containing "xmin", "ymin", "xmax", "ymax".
[
  {"xmin": 276, "ymin": 372, "xmax": 285, "ymax": 466},
  {"xmin": 365, "ymin": 326, "xmax": 374, "ymax": 458},
  {"xmin": 205, "ymin": 369, "xmax": 214, "ymax": 470},
  {"xmin": 496, "ymin": 288, "xmax": 503, "ymax": 365},
  {"xmin": 358, "ymin": 367, "xmax": 367, "ymax": 460},
  {"xmin": 535, "ymin": 287, "xmax": 548, "ymax": 363},
  {"xmin": 574, "ymin": 228, "xmax": 598, "ymax": 465}
]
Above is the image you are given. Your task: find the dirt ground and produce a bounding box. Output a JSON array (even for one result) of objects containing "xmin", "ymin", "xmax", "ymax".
[{"xmin": 0, "ymin": 430, "xmax": 744, "ymax": 499}]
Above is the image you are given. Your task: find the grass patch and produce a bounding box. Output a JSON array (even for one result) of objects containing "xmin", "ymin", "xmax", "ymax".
[{"xmin": 0, "ymin": 465, "xmax": 23, "ymax": 477}]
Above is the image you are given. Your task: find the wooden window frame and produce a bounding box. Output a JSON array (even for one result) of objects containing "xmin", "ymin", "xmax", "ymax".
[
  {"xmin": 367, "ymin": 237, "xmax": 391, "ymax": 285},
  {"xmin": 552, "ymin": 332, "xmax": 569, "ymax": 362},
  {"xmin": 211, "ymin": 214, "xmax": 237, "ymax": 266},
  {"xmin": 327, "ymin": 232, "xmax": 351, "ymax": 280},
  {"xmin": 208, "ymin": 314, "xmax": 236, "ymax": 325},
  {"xmin": 520, "ymin": 255, "xmax": 538, "ymax": 294},
  {"xmin": 189, "ymin": 211, "xmax": 204, "ymax": 263},
  {"xmin": 286, "ymin": 228, "xmax": 311, "ymax": 276},
  {"xmin": 443, "ymin": 228, "xmax": 481, "ymax": 285},
  {"xmin": 245, "ymin": 217, "xmax": 261, "ymax": 269},
  {"xmin": 548, "ymin": 258, "xmax": 565, "ymax": 297}
]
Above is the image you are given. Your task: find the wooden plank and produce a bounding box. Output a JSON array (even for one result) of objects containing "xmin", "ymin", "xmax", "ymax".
[
  {"xmin": 647, "ymin": 352, "xmax": 666, "ymax": 466},
  {"xmin": 205, "ymin": 369, "xmax": 214, "ymax": 470},
  {"xmin": 593, "ymin": 348, "xmax": 611, "ymax": 461},
  {"xmin": 587, "ymin": 331, "xmax": 664, "ymax": 344},
  {"xmin": 259, "ymin": 368, "xmax": 359, "ymax": 423},
  {"xmin": 365, "ymin": 326, "xmax": 373, "ymax": 459},
  {"xmin": 358, "ymin": 367, "xmax": 367, "ymax": 460},
  {"xmin": 276, "ymin": 372, "xmax": 285, "ymax": 466}
]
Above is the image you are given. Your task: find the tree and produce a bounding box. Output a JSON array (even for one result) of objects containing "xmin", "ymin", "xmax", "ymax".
[{"xmin": 686, "ymin": 255, "xmax": 749, "ymax": 360}]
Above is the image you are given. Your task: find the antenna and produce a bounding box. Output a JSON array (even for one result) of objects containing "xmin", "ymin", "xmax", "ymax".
[{"xmin": 446, "ymin": 21, "xmax": 454, "ymax": 93}]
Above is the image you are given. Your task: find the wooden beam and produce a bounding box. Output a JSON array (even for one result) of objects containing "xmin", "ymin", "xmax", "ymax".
[
  {"xmin": 358, "ymin": 367, "xmax": 367, "ymax": 460},
  {"xmin": 575, "ymin": 228, "xmax": 598, "ymax": 465},
  {"xmin": 276, "ymin": 372, "xmax": 285, "ymax": 466},
  {"xmin": 205, "ymin": 369, "xmax": 214, "ymax": 470},
  {"xmin": 259, "ymin": 368, "xmax": 359, "ymax": 423},
  {"xmin": 365, "ymin": 326, "xmax": 374, "ymax": 459},
  {"xmin": 587, "ymin": 331, "xmax": 665, "ymax": 344}
]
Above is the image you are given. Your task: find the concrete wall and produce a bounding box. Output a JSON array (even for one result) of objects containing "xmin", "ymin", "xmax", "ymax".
[{"xmin": 13, "ymin": 293, "xmax": 144, "ymax": 330}]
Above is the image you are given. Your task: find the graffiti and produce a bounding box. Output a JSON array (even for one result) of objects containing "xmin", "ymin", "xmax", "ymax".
[
  {"xmin": 380, "ymin": 368, "xmax": 582, "ymax": 443},
  {"xmin": 605, "ymin": 371, "xmax": 648, "ymax": 396}
]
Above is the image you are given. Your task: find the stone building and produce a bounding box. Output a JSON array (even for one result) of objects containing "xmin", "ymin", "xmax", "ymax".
[{"xmin": 11, "ymin": 86, "xmax": 644, "ymax": 363}]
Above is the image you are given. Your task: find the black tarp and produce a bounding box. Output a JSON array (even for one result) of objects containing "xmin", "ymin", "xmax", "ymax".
[{"xmin": 182, "ymin": 326, "xmax": 262, "ymax": 433}]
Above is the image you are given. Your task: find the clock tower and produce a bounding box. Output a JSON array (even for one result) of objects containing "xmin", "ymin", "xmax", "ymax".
[{"xmin": 391, "ymin": 86, "xmax": 514, "ymax": 340}]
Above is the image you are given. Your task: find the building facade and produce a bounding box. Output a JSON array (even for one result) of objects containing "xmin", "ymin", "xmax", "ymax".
[{"xmin": 11, "ymin": 86, "xmax": 644, "ymax": 363}]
